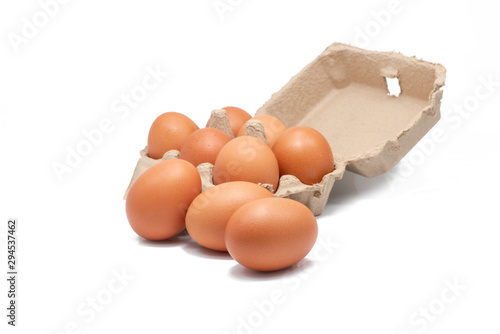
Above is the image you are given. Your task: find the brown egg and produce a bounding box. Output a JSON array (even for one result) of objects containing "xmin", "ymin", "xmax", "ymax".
[
  {"xmin": 126, "ymin": 159, "xmax": 202, "ymax": 240},
  {"xmin": 272, "ymin": 126, "xmax": 334, "ymax": 185},
  {"xmin": 148, "ymin": 112, "xmax": 199, "ymax": 159},
  {"xmin": 186, "ymin": 182, "xmax": 274, "ymax": 251},
  {"xmin": 206, "ymin": 106, "xmax": 252, "ymax": 137},
  {"xmin": 213, "ymin": 136, "xmax": 280, "ymax": 192},
  {"xmin": 237, "ymin": 115, "xmax": 288, "ymax": 147},
  {"xmin": 225, "ymin": 197, "xmax": 318, "ymax": 272},
  {"xmin": 179, "ymin": 128, "xmax": 232, "ymax": 166}
]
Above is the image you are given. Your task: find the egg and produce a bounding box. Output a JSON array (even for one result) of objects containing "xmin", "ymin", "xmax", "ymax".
[
  {"xmin": 126, "ymin": 159, "xmax": 202, "ymax": 240},
  {"xmin": 186, "ymin": 182, "xmax": 274, "ymax": 251},
  {"xmin": 272, "ymin": 126, "xmax": 334, "ymax": 185},
  {"xmin": 213, "ymin": 136, "xmax": 280, "ymax": 192},
  {"xmin": 179, "ymin": 128, "xmax": 232, "ymax": 166},
  {"xmin": 206, "ymin": 106, "xmax": 252, "ymax": 137},
  {"xmin": 237, "ymin": 115, "xmax": 288, "ymax": 147},
  {"xmin": 148, "ymin": 112, "xmax": 199, "ymax": 159},
  {"xmin": 225, "ymin": 197, "xmax": 318, "ymax": 271}
]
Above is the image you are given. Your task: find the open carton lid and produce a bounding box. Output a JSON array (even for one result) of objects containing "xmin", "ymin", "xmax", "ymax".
[{"xmin": 256, "ymin": 42, "xmax": 446, "ymax": 178}]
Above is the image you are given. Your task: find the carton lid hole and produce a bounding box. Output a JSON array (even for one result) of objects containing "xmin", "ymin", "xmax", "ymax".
[{"xmin": 386, "ymin": 77, "xmax": 401, "ymax": 97}]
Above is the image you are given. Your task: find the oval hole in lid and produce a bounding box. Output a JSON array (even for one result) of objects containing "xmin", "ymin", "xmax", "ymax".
[{"xmin": 386, "ymin": 77, "xmax": 401, "ymax": 97}]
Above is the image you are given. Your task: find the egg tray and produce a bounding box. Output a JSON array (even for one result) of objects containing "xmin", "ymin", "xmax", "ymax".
[
  {"xmin": 125, "ymin": 42, "xmax": 446, "ymax": 215},
  {"xmin": 124, "ymin": 108, "xmax": 345, "ymax": 215}
]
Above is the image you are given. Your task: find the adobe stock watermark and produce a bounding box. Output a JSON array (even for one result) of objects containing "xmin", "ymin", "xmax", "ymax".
[
  {"xmin": 51, "ymin": 64, "xmax": 168, "ymax": 182},
  {"xmin": 397, "ymin": 278, "xmax": 466, "ymax": 334},
  {"xmin": 7, "ymin": 0, "xmax": 72, "ymax": 54},
  {"xmin": 47, "ymin": 267, "xmax": 134, "ymax": 334},
  {"xmin": 352, "ymin": 0, "xmax": 415, "ymax": 48},
  {"xmin": 386, "ymin": 74, "xmax": 500, "ymax": 191},
  {"xmin": 222, "ymin": 235, "xmax": 340, "ymax": 334},
  {"xmin": 213, "ymin": 0, "xmax": 244, "ymax": 21}
]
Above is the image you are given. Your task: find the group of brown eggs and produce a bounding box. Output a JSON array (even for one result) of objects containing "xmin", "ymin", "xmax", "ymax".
[{"xmin": 126, "ymin": 107, "xmax": 335, "ymax": 272}]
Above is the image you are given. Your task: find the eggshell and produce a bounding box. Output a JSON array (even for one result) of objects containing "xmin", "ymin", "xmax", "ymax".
[
  {"xmin": 186, "ymin": 182, "xmax": 274, "ymax": 251},
  {"xmin": 126, "ymin": 159, "xmax": 202, "ymax": 240},
  {"xmin": 148, "ymin": 112, "xmax": 199, "ymax": 159},
  {"xmin": 225, "ymin": 197, "xmax": 318, "ymax": 271},
  {"xmin": 179, "ymin": 128, "xmax": 232, "ymax": 166},
  {"xmin": 237, "ymin": 115, "xmax": 287, "ymax": 147},
  {"xmin": 272, "ymin": 126, "xmax": 334, "ymax": 185},
  {"xmin": 213, "ymin": 136, "xmax": 280, "ymax": 192},
  {"xmin": 206, "ymin": 106, "xmax": 252, "ymax": 137}
]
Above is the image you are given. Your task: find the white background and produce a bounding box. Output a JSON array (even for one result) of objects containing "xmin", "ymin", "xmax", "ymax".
[{"xmin": 1, "ymin": 1, "xmax": 499, "ymax": 333}]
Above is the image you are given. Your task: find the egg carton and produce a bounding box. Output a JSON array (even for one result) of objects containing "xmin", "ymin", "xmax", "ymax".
[{"xmin": 125, "ymin": 42, "xmax": 446, "ymax": 215}]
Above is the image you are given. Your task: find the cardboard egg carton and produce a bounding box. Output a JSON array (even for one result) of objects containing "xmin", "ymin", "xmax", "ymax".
[{"xmin": 125, "ymin": 42, "xmax": 446, "ymax": 215}]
